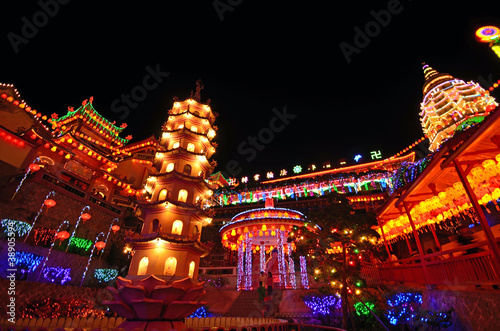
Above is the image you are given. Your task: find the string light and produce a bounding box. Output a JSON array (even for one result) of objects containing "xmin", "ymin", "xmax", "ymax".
[
  {"xmin": 303, "ymin": 294, "xmax": 341, "ymax": 315},
  {"xmin": 94, "ymin": 269, "xmax": 119, "ymax": 283},
  {"xmin": 300, "ymin": 255, "xmax": 309, "ymax": 289},
  {"xmin": 43, "ymin": 266, "xmax": 72, "ymax": 284},
  {"xmin": 1, "ymin": 219, "xmax": 32, "ymax": 237}
]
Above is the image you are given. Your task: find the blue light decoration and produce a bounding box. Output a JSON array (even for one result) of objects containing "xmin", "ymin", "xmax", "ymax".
[
  {"xmin": 15, "ymin": 251, "xmax": 44, "ymax": 274},
  {"xmin": 354, "ymin": 154, "xmax": 362, "ymax": 162},
  {"xmin": 94, "ymin": 269, "xmax": 119, "ymax": 283},
  {"xmin": 43, "ymin": 267, "xmax": 72, "ymax": 285},
  {"xmin": 187, "ymin": 306, "xmax": 212, "ymax": 318},
  {"xmin": 1, "ymin": 219, "xmax": 32, "ymax": 237},
  {"xmin": 385, "ymin": 292, "xmax": 423, "ymax": 325},
  {"xmin": 303, "ymin": 294, "xmax": 342, "ymax": 315}
]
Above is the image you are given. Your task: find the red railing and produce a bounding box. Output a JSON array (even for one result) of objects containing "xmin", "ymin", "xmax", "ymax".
[{"xmin": 362, "ymin": 239, "xmax": 500, "ymax": 287}]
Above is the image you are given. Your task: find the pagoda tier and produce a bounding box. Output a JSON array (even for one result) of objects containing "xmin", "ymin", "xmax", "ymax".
[
  {"xmin": 419, "ymin": 64, "xmax": 498, "ymax": 152},
  {"xmin": 128, "ymin": 86, "xmax": 218, "ymax": 282}
]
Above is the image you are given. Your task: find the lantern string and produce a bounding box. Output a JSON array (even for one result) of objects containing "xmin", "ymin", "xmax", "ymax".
[
  {"xmin": 24, "ymin": 190, "xmax": 56, "ymax": 242},
  {"xmin": 37, "ymin": 220, "xmax": 69, "ymax": 282}
]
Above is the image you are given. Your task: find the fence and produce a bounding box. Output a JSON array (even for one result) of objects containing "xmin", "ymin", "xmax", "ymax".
[{"xmin": 198, "ymin": 272, "xmax": 314, "ymax": 290}]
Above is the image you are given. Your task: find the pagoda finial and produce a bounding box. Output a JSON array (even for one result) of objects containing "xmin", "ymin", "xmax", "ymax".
[
  {"xmin": 421, "ymin": 62, "xmax": 454, "ymax": 95},
  {"xmin": 194, "ymin": 79, "xmax": 204, "ymax": 102}
]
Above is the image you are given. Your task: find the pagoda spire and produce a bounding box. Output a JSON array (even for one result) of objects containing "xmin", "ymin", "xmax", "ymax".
[
  {"xmin": 193, "ymin": 79, "xmax": 204, "ymax": 102},
  {"xmin": 421, "ymin": 62, "xmax": 454, "ymax": 95}
]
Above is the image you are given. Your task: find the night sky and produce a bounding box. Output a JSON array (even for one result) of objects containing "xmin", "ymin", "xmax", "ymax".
[{"xmin": 1, "ymin": 0, "xmax": 499, "ymax": 179}]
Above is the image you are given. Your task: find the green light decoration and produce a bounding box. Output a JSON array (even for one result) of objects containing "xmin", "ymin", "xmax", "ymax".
[
  {"xmin": 454, "ymin": 116, "xmax": 485, "ymax": 133},
  {"xmin": 293, "ymin": 165, "xmax": 302, "ymax": 174},
  {"xmin": 354, "ymin": 301, "xmax": 375, "ymax": 316},
  {"xmin": 1, "ymin": 219, "xmax": 32, "ymax": 237},
  {"xmin": 94, "ymin": 269, "xmax": 119, "ymax": 283},
  {"xmin": 68, "ymin": 237, "xmax": 93, "ymax": 251}
]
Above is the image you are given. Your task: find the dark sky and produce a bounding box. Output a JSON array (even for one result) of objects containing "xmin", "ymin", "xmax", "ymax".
[{"xmin": 1, "ymin": 0, "xmax": 499, "ymax": 179}]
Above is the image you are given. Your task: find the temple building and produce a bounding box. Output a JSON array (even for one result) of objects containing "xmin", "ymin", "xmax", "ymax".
[{"xmin": 126, "ymin": 81, "xmax": 217, "ymax": 281}]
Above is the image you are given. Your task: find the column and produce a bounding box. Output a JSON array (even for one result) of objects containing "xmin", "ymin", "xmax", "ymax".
[
  {"xmin": 287, "ymin": 243, "xmax": 296, "ymax": 289},
  {"xmin": 299, "ymin": 255, "xmax": 309, "ymax": 289},
  {"xmin": 245, "ymin": 234, "xmax": 253, "ymax": 290},
  {"xmin": 237, "ymin": 241, "xmax": 244, "ymax": 290},
  {"xmin": 260, "ymin": 243, "xmax": 266, "ymax": 273},
  {"xmin": 277, "ymin": 229, "xmax": 288, "ymax": 288}
]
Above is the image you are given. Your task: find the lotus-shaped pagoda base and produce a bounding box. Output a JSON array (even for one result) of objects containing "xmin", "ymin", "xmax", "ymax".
[{"xmin": 104, "ymin": 275, "xmax": 206, "ymax": 331}]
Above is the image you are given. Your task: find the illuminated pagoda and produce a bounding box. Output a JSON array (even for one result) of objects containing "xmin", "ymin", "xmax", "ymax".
[
  {"xmin": 420, "ymin": 63, "xmax": 498, "ymax": 152},
  {"xmin": 219, "ymin": 198, "xmax": 308, "ymax": 290},
  {"xmin": 126, "ymin": 80, "xmax": 216, "ymax": 281}
]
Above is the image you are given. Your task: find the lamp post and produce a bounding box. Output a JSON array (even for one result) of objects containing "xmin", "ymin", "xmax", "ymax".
[
  {"xmin": 12, "ymin": 158, "xmax": 40, "ymax": 200},
  {"xmin": 66, "ymin": 206, "xmax": 91, "ymax": 252},
  {"xmin": 80, "ymin": 232, "xmax": 105, "ymax": 286}
]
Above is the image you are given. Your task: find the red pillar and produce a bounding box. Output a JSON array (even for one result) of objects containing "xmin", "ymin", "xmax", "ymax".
[
  {"xmin": 453, "ymin": 159, "xmax": 500, "ymax": 275},
  {"xmin": 430, "ymin": 224, "xmax": 441, "ymax": 250},
  {"xmin": 378, "ymin": 219, "xmax": 391, "ymax": 258},
  {"xmin": 403, "ymin": 201, "xmax": 431, "ymax": 284}
]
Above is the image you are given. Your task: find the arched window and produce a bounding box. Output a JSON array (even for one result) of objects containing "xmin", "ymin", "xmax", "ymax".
[
  {"xmin": 166, "ymin": 163, "xmax": 175, "ymax": 172},
  {"xmin": 183, "ymin": 164, "xmax": 192, "ymax": 175},
  {"xmin": 187, "ymin": 143, "xmax": 195, "ymax": 152},
  {"xmin": 164, "ymin": 257, "xmax": 177, "ymax": 276},
  {"xmin": 188, "ymin": 261, "xmax": 195, "ymax": 279},
  {"xmin": 178, "ymin": 189, "xmax": 188, "ymax": 202},
  {"xmin": 152, "ymin": 219, "xmax": 159, "ymax": 232},
  {"xmin": 190, "ymin": 126, "xmax": 198, "ymax": 133},
  {"xmin": 172, "ymin": 141, "xmax": 180, "ymax": 149},
  {"xmin": 158, "ymin": 189, "xmax": 168, "ymax": 201},
  {"xmin": 138, "ymin": 257, "xmax": 149, "ymax": 275},
  {"xmin": 172, "ymin": 220, "xmax": 183, "ymax": 235},
  {"xmin": 192, "ymin": 225, "xmax": 199, "ymax": 236}
]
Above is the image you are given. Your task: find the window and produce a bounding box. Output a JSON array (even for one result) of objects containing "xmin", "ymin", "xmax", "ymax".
[
  {"xmin": 183, "ymin": 164, "xmax": 192, "ymax": 175},
  {"xmin": 172, "ymin": 220, "xmax": 183, "ymax": 235},
  {"xmin": 166, "ymin": 163, "xmax": 175, "ymax": 172},
  {"xmin": 138, "ymin": 257, "xmax": 149, "ymax": 275},
  {"xmin": 178, "ymin": 189, "xmax": 188, "ymax": 202},
  {"xmin": 188, "ymin": 261, "xmax": 195, "ymax": 278},
  {"xmin": 158, "ymin": 189, "xmax": 168, "ymax": 201},
  {"xmin": 164, "ymin": 257, "xmax": 177, "ymax": 276},
  {"xmin": 190, "ymin": 126, "xmax": 198, "ymax": 133},
  {"xmin": 152, "ymin": 219, "xmax": 159, "ymax": 232},
  {"xmin": 187, "ymin": 143, "xmax": 195, "ymax": 152},
  {"xmin": 192, "ymin": 225, "xmax": 199, "ymax": 236},
  {"xmin": 172, "ymin": 141, "xmax": 180, "ymax": 149}
]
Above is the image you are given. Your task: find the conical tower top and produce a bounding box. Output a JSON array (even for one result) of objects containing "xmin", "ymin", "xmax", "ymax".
[{"xmin": 422, "ymin": 63, "xmax": 455, "ymax": 95}]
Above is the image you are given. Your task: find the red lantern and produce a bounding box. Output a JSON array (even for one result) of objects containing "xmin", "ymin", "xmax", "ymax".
[
  {"xmin": 111, "ymin": 225, "xmax": 120, "ymax": 234},
  {"xmin": 80, "ymin": 213, "xmax": 91, "ymax": 222},
  {"xmin": 95, "ymin": 241, "xmax": 106, "ymax": 250},
  {"xmin": 29, "ymin": 164, "xmax": 40, "ymax": 172},
  {"xmin": 44, "ymin": 199, "xmax": 56, "ymax": 208},
  {"xmin": 56, "ymin": 231, "xmax": 70, "ymax": 245}
]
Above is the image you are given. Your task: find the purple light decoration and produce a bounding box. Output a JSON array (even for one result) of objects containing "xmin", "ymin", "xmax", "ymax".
[
  {"xmin": 80, "ymin": 231, "xmax": 105, "ymax": 286},
  {"xmin": 288, "ymin": 243, "xmax": 296, "ymax": 289},
  {"xmin": 12, "ymin": 157, "xmax": 39, "ymax": 201},
  {"xmin": 303, "ymin": 294, "xmax": 342, "ymax": 315},
  {"xmin": 244, "ymin": 233, "xmax": 252, "ymax": 290},
  {"xmin": 300, "ymin": 255, "xmax": 309, "ymax": 289},
  {"xmin": 260, "ymin": 244, "xmax": 265, "ymax": 273},
  {"xmin": 66, "ymin": 205, "xmax": 90, "ymax": 252},
  {"xmin": 277, "ymin": 229, "xmax": 287, "ymax": 288},
  {"xmin": 100, "ymin": 218, "xmax": 119, "ymax": 258},
  {"xmin": 24, "ymin": 190, "xmax": 56, "ymax": 242},
  {"xmin": 43, "ymin": 266, "xmax": 72, "ymax": 285},
  {"xmin": 37, "ymin": 220, "xmax": 69, "ymax": 281},
  {"xmin": 237, "ymin": 241, "xmax": 244, "ymax": 290}
]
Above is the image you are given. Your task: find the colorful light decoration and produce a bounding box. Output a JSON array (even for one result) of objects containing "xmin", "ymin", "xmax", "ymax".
[
  {"xmin": 293, "ymin": 165, "xmax": 302, "ymax": 174},
  {"xmin": 385, "ymin": 292, "xmax": 423, "ymax": 326},
  {"xmin": 244, "ymin": 234, "xmax": 252, "ymax": 289},
  {"xmin": 56, "ymin": 231, "xmax": 70, "ymax": 243},
  {"xmin": 43, "ymin": 266, "xmax": 72, "ymax": 285},
  {"xmin": 44, "ymin": 199, "xmax": 56, "ymax": 208},
  {"xmin": 68, "ymin": 237, "xmax": 93, "ymax": 251},
  {"xmin": 303, "ymin": 294, "xmax": 342, "ymax": 315},
  {"xmin": 300, "ymin": 255, "xmax": 309, "ymax": 289},
  {"xmin": 80, "ymin": 232, "xmax": 105, "ymax": 286},
  {"xmin": 24, "ymin": 191, "xmax": 56, "ymax": 242},
  {"xmin": 237, "ymin": 241, "xmax": 244, "ymax": 290},
  {"xmin": 94, "ymin": 268, "xmax": 119, "ymax": 283},
  {"xmin": 475, "ymin": 25, "xmax": 500, "ymax": 58},
  {"xmin": 1, "ymin": 219, "xmax": 32, "ymax": 237},
  {"xmin": 288, "ymin": 243, "xmax": 296, "ymax": 289},
  {"xmin": 15, "ymin": 251, "xmax": 44, "ymax": 273},
  {"xmin": 354, "ymin": 301, "xmax": 375, "ymax": 316},
  {"xmin": 37, "ymin": 220, "xmax": 70, "ymax": 282},
  {"xmin": 187, "ymin": 306, "xmax": 212, "ymax": 318}
]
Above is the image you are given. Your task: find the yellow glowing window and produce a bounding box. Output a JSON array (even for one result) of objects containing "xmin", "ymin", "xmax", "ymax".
[
  {"xmin": 137, "ymin": 257, "xmax": 149, "ymax": 275},
  {"xmin": 164, "ymin": 257, "xmax": 177, "ymax": 276},
  {"xmin": 172, "ymin": 220, "xmax": 183, "ymax": 235},
  {"xmin": 178, "ymin": 189, "xmax": 188, "ymax": 202}
]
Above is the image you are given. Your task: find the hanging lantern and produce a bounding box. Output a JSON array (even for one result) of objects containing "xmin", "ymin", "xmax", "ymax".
[
  {"xmin": 95, "ymin": 241, "xmax": 106, "ymax": 250},
  {"xmin": 56, "ymin": 231, "xmax": 70, "ymax": 244},
  {"xmin": 29, "ymin": 164, "xmax": 40, "ymax": 172},
  {"xmin": 80, "ymin": 213, "xmax": 91, "ymax": 222},
  {"xmin": 111, "ymin": 225, "xmax": 120, "ymax": 234},
  {"xmin": 44, "ymin": 199, "xmax": 56, "ymax": 208}
]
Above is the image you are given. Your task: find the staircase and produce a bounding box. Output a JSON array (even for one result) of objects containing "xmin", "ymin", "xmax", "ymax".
[{"xmin": 224, "ymin": 290, "xmax": 283, "ymax": 318}]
